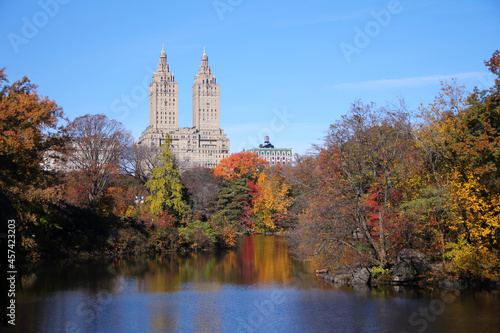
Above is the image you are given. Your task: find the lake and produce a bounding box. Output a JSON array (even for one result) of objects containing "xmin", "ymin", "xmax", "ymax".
[{"xmin": 6, "ymin": 235, "xmax": 500, "ymax": 333}]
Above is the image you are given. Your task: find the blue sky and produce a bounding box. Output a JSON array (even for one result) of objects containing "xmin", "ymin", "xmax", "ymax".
[{"xmin": 1, "ymin": 0, "xmax": 499, "ymax": 154}]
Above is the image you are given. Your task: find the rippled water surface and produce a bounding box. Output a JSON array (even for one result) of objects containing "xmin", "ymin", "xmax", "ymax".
[{"xmin": 6, "ymin": 236, "xmax": 500, "ymax": 332}]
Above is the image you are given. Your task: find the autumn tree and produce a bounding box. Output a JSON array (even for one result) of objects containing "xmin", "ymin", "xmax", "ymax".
[
  {"xmin": 289, "ymin": 101, "xmax": 416, "ymax": 269},
  {"xmin": 65, "ymin": 114, "xmax": 134, "ymax": 207},
  {"xmin": 401, "ymin": 51, "xmax": 500, "ymax": 278},
  {"xmin": 0, "ymin": 67, "xmax": 66, "ymax": 187},
  {"xmin": 254, "ymin": 165, "xmax": 294, "ymax": 231},
  {"xmin": 213, "ymin": 151, "xmax": 268, "ymax": 181},
  {"xmin": 0, "ymin": 68, "xmax": 71, "ymax": 259},
  {"xmin": 442, "ymin": 52, "xmax": 500, "ymax": 278},
  {"xmin": 145, "ymin": 135, "xmax": 187, "ymax": 219},
  {"xmin": 399, "ymin": 80, "xmax": 470, "ymax": 261},
  {"xmin": 284, "ymin": 152, "xmax": 365, "ymax": 268},
  {"xmin": 211, "ymin": 152, "xmax": 267, "ymax": 231},
  {"xmin": 181, "ymin": 167, "xmax": 219, "ymax": 217},
  {"xmin": 280, "ymin": 154, "xmax": 322, "ymax": 217},
  {"xmin": 134, "ymin": 144, "xmax": 160, "ymax": 183},
  {"xmin": 414, "ymin": 79, "xmax": 468, "ymax": 188}
]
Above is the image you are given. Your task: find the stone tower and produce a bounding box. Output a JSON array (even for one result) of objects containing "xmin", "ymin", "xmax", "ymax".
[
  {"xmin": 192, "ymin": 47, "xmax": 220, "ymax": 131},
  {"xmin": 149, "ymin": 45, "xmax": 179, "ymax": 130},
  {"xmin": 139, "ymin": 46, "xmax": 230, "ymax": 170}
]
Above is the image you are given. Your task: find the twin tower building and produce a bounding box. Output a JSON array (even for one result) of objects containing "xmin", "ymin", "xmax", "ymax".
[{"xmin": 139, "ymin": 46, "xmax": 230, "ymax": 168}]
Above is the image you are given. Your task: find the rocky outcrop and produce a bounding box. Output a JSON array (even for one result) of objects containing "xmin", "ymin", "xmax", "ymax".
[
  {"xmin": 351, "ymin": 267, "xmax": 371, "ymax": 285},
  {"xmin": 391, "ymin": 249, "xmax": 430, "ymax": 284},
  {"xmin": 315, "ymin": 250, "xmax": 500, "ymax": 289},
  {"xmin": 316, "ymin": 268, "xmax": 351, "ymax": 285},
  {"xmin": 397, "ymin": 248, "xmax": 426, "ymax": 262},
  {"xmin": 315, "ymin": 269, "xmax": 334, "ymax": 283},
  {"xmin": 316, "ymin": 267, "xmax": 371, "ymax": 286},
  {"xmin": 333, "ymin": 272, "xmax": 352, "ymax": 285}
]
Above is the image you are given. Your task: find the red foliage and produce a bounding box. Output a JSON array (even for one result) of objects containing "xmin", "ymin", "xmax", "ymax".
[
  {"xmin": 247, "ymin": 180, "xmax": 261, "ymax": 206},
  {"xmin": 156, "ymin": 212, "xmax": 178, "ymax": 228}
]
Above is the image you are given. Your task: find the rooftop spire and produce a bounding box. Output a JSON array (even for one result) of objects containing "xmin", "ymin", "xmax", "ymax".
[
  {"xmin": 202, "ymin": 46, "xmax": 208, "ymax": 62},
  {"xmin": 158, "ymin": 44, "xmax": 168, "ymax": 72},
  {"xmin": 199, "ymin": 46, "xmax": 210, "ymax": 75}
]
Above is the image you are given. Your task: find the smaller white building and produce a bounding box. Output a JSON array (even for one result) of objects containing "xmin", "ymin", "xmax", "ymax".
[{"xmin": 245, "ymin": 136, "xmax": 293, "ymax": 166}]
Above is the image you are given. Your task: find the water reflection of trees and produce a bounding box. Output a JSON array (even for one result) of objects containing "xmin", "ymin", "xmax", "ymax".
[
  {"xmin": 141, "ymin": 235, "xmax": 296, "ymax": 292},
  {"xmin": 20, "ymin": 236, "xmax": 325, "ymax": 296},
  {"xmin": 15, "ymin": 236, "xmax": 500, "ymax": 333}
]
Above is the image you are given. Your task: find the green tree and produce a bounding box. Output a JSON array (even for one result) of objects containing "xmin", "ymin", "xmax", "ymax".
[
  {"xmin": 214, "ymin": 178, "xmax": 254, "ymax": 230},
  {"xmin": 145, "ymin": 136, "xmax": 187, "ymax": 218},
  {"xmin": 212, "ymin": 152, "xmax": 267, "ymax": 232}
]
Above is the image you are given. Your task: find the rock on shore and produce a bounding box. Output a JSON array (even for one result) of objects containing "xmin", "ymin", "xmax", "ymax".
[{"xmin": 314, "ymin": 249, "xmax": 500, "ymax": 289}]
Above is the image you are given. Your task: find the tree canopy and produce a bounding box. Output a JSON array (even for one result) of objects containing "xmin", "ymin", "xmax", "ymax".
[
  {"xmin": 213, "ymin": 151, "xmax": 268, "ymax": 181},
  {"xmin": 65, "ymin": 113, "xmax": 134, "ymax": 206},
  {"xmin": 0, "ymin": 67, "xmax": 66, "ymax": 186},
  {"xmin": 145, "ymin": 136, "xmax": 187, "ymax": 218}
]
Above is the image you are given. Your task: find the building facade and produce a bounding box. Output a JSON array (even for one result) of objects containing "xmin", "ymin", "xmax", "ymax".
[
  {"xmin": 139, "ymin": 46, "xmax": 230, "ymax": 169},
  {"xmin": 246, "ymin": 136, "xmax": 293, "ymax": 166}
]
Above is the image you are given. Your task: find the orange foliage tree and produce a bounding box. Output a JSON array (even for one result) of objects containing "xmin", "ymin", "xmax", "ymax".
[
  {"xmin": 0, "ymin": 67, "xmax": 66, "ymax": 185},
  {"xmin": 0, "ymin": 68, "xmax": 68, "ymax": 258},
  {"xmin": 213, "ymin": 151, "xmax": 268, "ymax": 181}
]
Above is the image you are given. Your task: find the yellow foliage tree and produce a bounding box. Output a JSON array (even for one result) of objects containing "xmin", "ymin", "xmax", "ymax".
[
  {"xmin": 254, "ymin": 167, "xmax": 293, "ymax": 231},
  {"xmin": 445, "ymin": 170, "xmax": 500, "ymax": 278},
  {"xmin": 410, "ymin": 51, "xmax": 500, "ymax": 279}
]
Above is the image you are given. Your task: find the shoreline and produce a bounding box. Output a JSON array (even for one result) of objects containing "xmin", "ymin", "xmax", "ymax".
[{"xmin": 316, "ymin": 266, "xmax": 500, "ymax": 291}]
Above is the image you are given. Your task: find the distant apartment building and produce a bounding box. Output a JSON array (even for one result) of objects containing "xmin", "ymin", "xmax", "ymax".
[
  {"xmin": 245, "ymin": 136, "xmax": 293, "ymax": 166},
  {"xmin": 41, "ymin": 149, "xmax": 72, "ymax": 172},
  {"xmin": 138, "ymin": 46, "xmax": 230, "ymax": 169},
  {"xmin": 42, "ymin": 138, "xmax": 122, "ymax": 173}
]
